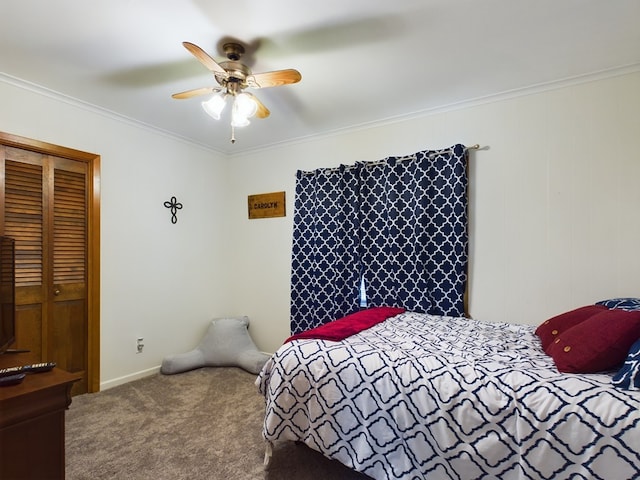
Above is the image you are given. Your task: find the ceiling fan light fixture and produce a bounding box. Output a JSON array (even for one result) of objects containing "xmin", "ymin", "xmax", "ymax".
[
  {"xmin": 234, "ymin": 93, "xmax": 258, "ymax": 118},
  {"xmin": 201, "ymin": 92, "xmax": 227, "ymax": 119},
  {"xmin": 230, "ymin": 114, "xmax": 250, "ymax": 128},
  {"xmin": 230, "ymin": 93, "xmax": 257, "ymax": 127}
]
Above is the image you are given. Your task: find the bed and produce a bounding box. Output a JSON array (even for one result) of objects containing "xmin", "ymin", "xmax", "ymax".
[{"xmin": 256, "ymin": 308, "xmax": 640, "ymax": 479}]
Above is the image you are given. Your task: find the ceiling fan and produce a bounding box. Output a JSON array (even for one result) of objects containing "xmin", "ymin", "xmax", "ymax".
[{"xmin": 172, "ymin": 41, "xmax": 302, "ymax": 143}]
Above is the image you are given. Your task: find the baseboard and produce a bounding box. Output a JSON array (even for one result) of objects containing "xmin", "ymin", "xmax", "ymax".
[{"xmin": 100, "ymin": 366, "xmax": 161, "ymax": 391}]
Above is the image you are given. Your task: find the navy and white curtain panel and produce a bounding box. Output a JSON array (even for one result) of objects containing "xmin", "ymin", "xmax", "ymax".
[{"xmin": 291, "ymin": 144, "xmax": 469, "ymax": 334}]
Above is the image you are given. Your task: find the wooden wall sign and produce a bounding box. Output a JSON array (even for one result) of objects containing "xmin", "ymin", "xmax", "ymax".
[{"xmin": 248, "ymin": 191, "xmax": 286, "ymax": 219}]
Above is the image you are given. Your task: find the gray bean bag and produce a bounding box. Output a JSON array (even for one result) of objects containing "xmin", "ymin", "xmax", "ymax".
[{"xmin": 160, "ymin": 316, "xmax": 270, "ymax": 375}]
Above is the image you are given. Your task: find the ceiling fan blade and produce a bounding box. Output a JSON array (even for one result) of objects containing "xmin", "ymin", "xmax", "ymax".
[
  {"xmin": 171, "ymin": 86, "xmax": 218, "ymax": 99},
  {"xmin": 246, "ymin": 93, "xmax": 270, "ymax": 118},
  {"xmin": 182, "ymin": 41, "xmax": 227, "ymax": 76},
  {"xmin": 248, "ymin": 69, "xmax": 302, "ymax": 89}
]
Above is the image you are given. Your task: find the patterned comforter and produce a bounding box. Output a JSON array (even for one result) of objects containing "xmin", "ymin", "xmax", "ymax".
[{"xmin": 256, "ymin": 312, "xmax": 640, "ymax": 479}]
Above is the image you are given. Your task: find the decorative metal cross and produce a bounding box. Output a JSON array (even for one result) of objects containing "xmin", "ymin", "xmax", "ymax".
[{"xmin": 164, "ymin": 196, "xmax": 183, "ymax": 224}]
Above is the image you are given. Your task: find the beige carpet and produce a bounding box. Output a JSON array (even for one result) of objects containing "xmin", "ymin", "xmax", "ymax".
[{"xmin": 65, "ymin": 367, "xmax": 371, "ymax": 479}]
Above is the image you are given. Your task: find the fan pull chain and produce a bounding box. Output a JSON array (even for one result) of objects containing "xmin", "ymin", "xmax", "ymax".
[{"xmin": 231, "ymin": 125, "xmax": 236, "ymax": 144}]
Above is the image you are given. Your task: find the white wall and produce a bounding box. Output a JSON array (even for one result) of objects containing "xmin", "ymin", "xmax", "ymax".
[
  {"xmin": 226, "ymin": 71, "xmax": 640, "ymax": 354},
  {"xmin": 0, "ymin": 78, "xmax": 235, "ymax": 388},
  {"xmin": 2, "ymin": 70, "xmax": 639, "ymax": 385}
]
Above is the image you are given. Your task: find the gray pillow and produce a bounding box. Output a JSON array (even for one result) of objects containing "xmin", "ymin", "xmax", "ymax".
[{"xmin": 160, "ymin": 316, "xmax": 270, "ymax": 375}]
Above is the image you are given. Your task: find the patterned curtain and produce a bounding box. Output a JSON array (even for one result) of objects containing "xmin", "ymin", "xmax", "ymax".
[
  {"xmin": 291, "ymin": 144, "xmax": 468, "ymax": 334},
  {"xmin": 290, "ymin": 165, "xmax": 362, "ymax": 334},
  {"xmin": 360, "ymin": 144, "xmax": 468, "ymax": 316}
]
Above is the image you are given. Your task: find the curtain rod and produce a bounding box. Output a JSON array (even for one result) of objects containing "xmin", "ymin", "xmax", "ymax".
[{"xmin": 300, "ymin": 144, "xmax": 481, "ymax": 176}]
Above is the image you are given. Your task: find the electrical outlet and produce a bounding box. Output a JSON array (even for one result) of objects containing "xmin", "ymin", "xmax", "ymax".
[{"xmin": 136, "ymin": 337, "xmax": 144, "ymax": 353}]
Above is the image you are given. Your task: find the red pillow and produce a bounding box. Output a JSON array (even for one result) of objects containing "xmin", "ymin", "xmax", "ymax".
[
  {"xmin": 546, "ymin": 309, "xmax": 640, "ymax": 373},
  {"xmin": 535, "ymin": 305, "xmax": 607, "ymax": 353}
]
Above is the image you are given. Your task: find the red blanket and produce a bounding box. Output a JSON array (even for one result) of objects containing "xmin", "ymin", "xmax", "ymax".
[{"xmin": 285, "ymin": 306, "xmax": 406, "ymax": 343}]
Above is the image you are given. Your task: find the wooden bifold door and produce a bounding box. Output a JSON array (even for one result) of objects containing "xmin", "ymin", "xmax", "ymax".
[{"xmin": 0, "ymin": 132, "xmax": 100, "ymax": 395}]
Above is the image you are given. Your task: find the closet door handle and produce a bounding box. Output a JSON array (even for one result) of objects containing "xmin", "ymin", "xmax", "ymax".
[{"xmin": 54, "ymin": 289, "xmax": 61, "ymax": 296}]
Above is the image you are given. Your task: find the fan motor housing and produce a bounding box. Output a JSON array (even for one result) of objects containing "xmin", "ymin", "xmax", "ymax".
[
  {"xmin": 216, "ymin": 61, "xmax": 251, "ymax": 91},
  {"xmin": 222, "ymin": 42, "xmax": 245, "ymax": 60}
]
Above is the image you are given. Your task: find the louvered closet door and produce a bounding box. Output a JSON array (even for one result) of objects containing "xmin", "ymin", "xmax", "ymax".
[{"xmin": 2, "ymin": 147, "xmax": 89, "ymax": 395}]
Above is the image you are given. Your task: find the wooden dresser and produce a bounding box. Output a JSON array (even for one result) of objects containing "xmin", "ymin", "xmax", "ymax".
[{"xmin": 0, "ymin": 354, "xmax": 80, "ymax": 480}]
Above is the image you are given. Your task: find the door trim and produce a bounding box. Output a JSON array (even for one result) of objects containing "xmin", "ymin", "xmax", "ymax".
[{"xmin": 0, "ymin": 131, "xmax": 100, "ymax": 392}]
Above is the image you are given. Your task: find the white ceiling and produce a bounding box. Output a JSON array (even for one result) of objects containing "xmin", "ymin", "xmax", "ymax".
[{"xmin": 1, "ymin": 0, "xmax": 639, "ymax": 155}]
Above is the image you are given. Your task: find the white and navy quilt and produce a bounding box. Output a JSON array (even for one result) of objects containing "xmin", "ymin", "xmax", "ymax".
[{"xmin": 256, "ymin": 312, "xmax": 640, "ymax": 479}]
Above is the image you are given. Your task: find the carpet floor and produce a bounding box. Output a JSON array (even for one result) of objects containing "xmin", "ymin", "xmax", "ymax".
[{"xmin": 65, "ymin": 367, "xmax": 371, "ymax": 479}]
